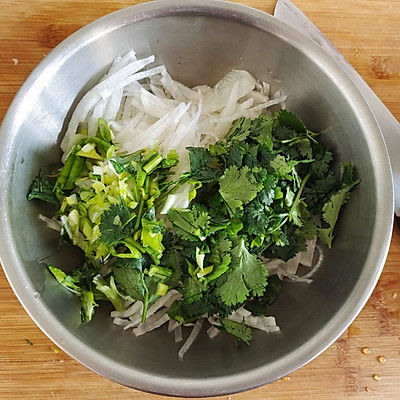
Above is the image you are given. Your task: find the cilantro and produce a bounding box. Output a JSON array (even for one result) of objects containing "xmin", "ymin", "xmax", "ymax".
[
  {"xmin": 99, "ymin": 203, "xmax": 135, "ymax": 245},
  {"xmin": 27, "ymin": 171, "xmax": 58, "ymax": 205},
  {"xmin": 187, "ymin": 147, "xmax": 220, "ymax": 182},
  {"xmin": 216, "ymin": 239, "xmax": 267, "ymax": 306},
  {"xmin": 319, "ymin": 163, "xmax": 359, "ymax": 248},
  {"xmin": 245, "ymin": 275, "xmax": 282, "ymax": 315},
  {"xmin": 167, "ymin": 207, "xmax": 210, "ymax": 241},
  {"xmin": 220, "ymin": 318, "xmax": 252, "ymax": 345},
  {"xmin": 219, "ymin": 166, "xmax": 261, "ymax": 217},
  {"xmin": 275, "ymin": 109, "xmax": 306, "ymax": 132}
]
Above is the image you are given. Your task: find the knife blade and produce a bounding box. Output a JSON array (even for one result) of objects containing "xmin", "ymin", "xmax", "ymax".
[{"xmin": 274, "ymin": 0, "xmax": 400, "ymax": 215}]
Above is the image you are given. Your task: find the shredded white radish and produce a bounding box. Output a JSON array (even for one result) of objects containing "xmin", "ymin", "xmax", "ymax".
[
  {"xmin": 38, "ymin": 214, "xmax": 61, "ymax": 232},
  {"xmin": 112, "ymin": 317, "xmax": 132, "ymax": 327},
  {"xmin": 111, "ymin": 301, "xmax": 142, "ymax": 319},
  {"xmin": 174, "ymin": 325, "xmax": 183, "ymax": 343},
  {"xmin": 133, "ymin": 309, "xmax": 170, "ymax": 336},
  {"xmin": 178, "ymin": 319, "xmax": 204, "ymax": 360},
  {"xmin": 207, "ymin": 325, "xmax": 220, "ymax": 339},
  {"xmin": 168, "ymin": 319, "xmax": 181, "ymax": 333}
]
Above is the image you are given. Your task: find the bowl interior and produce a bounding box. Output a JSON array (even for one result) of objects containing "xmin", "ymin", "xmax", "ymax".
[{"xmin": 1, "ymin": 5, "xmax": 390, "ymax": 396}]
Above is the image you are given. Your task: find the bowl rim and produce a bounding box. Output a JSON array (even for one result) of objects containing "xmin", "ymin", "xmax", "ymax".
[{"xmin": 0, "ymin": 0, "xmax": 393, "ymax": 397}]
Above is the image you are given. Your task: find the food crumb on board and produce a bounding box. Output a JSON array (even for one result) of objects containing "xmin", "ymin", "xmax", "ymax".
[
  {"xmin": 361, "ymin": 346, "xmax": 371, "ymax": 355},
  {"xmin": 12, "ymin": 58, "xmax": 19, "ymax": 65},
  {"xmin": 281, "ymin": 376, "xmax": 291, "ymax": 381},
  {"xmin": 51, "ymin": 346, "xmax": 60, "ymax": 354},
  {"xmin": 365, "ymin": 386, "xmax": 371, "ymax": 392},
  {"xmin": 24, "ymin": 338, "xmax": 33, "ymax": 346},
  {"xmin": 377, "ymin": 355, "xmax": 386, "ymax": 364},
  {"xmin": 372, "ymin": 374, "xmax": 381, "ymax": 382},
  {"xmin": 393, "ymin": 293, "xmax": 398, "ymax": 299}
]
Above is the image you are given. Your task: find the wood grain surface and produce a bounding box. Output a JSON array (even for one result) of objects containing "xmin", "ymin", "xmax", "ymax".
[{"xmin": 1, "ymin": 1, "xmax": 400, "ymax": 399}]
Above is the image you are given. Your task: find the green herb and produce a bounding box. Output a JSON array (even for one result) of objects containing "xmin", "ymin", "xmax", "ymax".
[
  {"xmin": 219, "ymin": 318, "xmax": 252, "ymax": 345},
  {"xmin": 27, "ymin": 171, "xmax": 58, "ymax": 204}
]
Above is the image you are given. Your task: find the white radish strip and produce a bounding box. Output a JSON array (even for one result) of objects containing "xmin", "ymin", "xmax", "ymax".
[
  {"xmin": 160, "ymin": 70, "xmax": 185, "ymax": 101},
  {"xmin": 38, "ymin": 214, "xmax": 61, "ymax": 232},
  {"xmin": 207, "ymin": 325, "xmax": 220, "ymax": 339},
  {"xmin": 150, "ymin": 83, "xmax": 167, "ymax": 99},
  {"xmin": 236, "ymin": 98, "xmax": 254, "ymax": 112},
  {"xmin": 173, "ymin": 80, "xmax": 201, "ymax": 102},
  {"xmin": 299, "ymin": 237, "xmax": 317, "ymax": 268},
  {"xmin": 168, "ymin": 319, "xmax": 181, "ymax": 333},
  {"xmin": 133, "ymin": 309, "xmax": 170, "ymax": 336},
  {"xmin": 61, "ymin": 56, "xmax": 155, "ymax": 152},
  {"xmin": 146, "ymin": 290, "xmax": 182, "ymax": 317},
  {"xmin": 174, "ymin": 325, "xmax": 183, "ymax": 343},
  {"xmin": 111, "ymin": 301, "xmax": 142, "ymax": 318},
  {"xmin": 119, "ymin": 103, "xmax": 190, "ymax": 153},
  {"xmin": 213, "ymin": 81, "xmax": 240, "ymax": 139},
  {"xmin": 178, "ymin": 319, "xmax": 204, "ymax": 360},
  {"xmin": 207, "ymin": 316, "xmax": 221, "ymax": 326},
  {"xmin": 112, "ymin": 317, "xmax": 131, "ymax": 327},
  {"xmin": 283, "ymin": 273, "xmax": 313, "ymax": 284},
  {"xmin": 249, "ymin": 90, "xmax": 270, "ymax": 104},
  {"xmin": 244, "ymin": 315, "xmax": 280, "ymax": 333},
  {"xmin": 284, "ymin": 253, "xmax": 301, "ymax": 275},
  {"xmin": 123, "ymin": 291, "xmax": 181, "ymax": 330},
  {"xmin": 228, "ymin": 312, "xmax": 243, "ymax": 324},
  {"xmin": 140, "ymin": 88, "xmax": 176, "ymax": 118},
  {"xmin": 202, "ymin": 70, "xmax": 256, "ymax": 113},
  {"xmin": 236, "ymin": 307, "xmax": 252, "ymax": 318},
  {"xmin": 302, "ymin": 245, "xmax": 324, "ymax": 279},
  {"xmin": 88, "ymin": 98, "xmax": 107, "ymax": 136},
  {"xmin": 209, "ymin": 96, "xmax": 287, "ymax": 124},
  {"xmin": 104, "ymin": 89, "xmax": 123, "ymax": 121},
  {"xmin": 262, "ymin": 81, "xmax": 270, "ymax": 97}
]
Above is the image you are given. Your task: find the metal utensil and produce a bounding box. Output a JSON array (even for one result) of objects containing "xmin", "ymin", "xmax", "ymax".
[
  {"xmin": 0, "ymin": 0, "xmax": 393, "ymax": 396},
  {"xmin": 275, "ymin": 0, "xmax": 400, "ymax": 215}
]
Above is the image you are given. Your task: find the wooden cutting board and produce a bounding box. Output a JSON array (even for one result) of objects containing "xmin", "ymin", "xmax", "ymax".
[{"xmin": 1, "ymin": 1, "xmax": 399, "ymax": 399}]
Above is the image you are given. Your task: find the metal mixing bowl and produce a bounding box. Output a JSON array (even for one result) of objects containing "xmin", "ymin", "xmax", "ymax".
[{"xmin": 0, "ymin": 0, "xmax": 393, "ymax": 396}]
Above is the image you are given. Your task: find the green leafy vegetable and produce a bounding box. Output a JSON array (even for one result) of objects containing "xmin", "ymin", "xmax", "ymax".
[
  {"xmin": 27, "ymin": 171, "xmax": 58, "ymax": 204},
  {"xmin": 220, "ymin": 318, "xmax": 252, "ymax": 345},
  {"xmin": 80, "ymin": 290, "xmax": 97, "ymax": 322},
  {"xmin": 48, "ymin": 265, "xmax": 81, "ymax": 294},
  {"xmin": 99, "ymin": 203, "xmax": 135, "ymax": 245},
  {"xmin": 216, "ymin": 239, "xmax": 267, "ymax": 306},
  {"xmin": 319, "ymin": 163, "xmax": 359, "ymax": 248},
  {"xmin": 219, "ymin": 166, "xmax": 261, "ymax": 216}
]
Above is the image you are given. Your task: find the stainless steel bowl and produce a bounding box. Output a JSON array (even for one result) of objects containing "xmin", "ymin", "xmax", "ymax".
[{"xmin": 0, "ymin": 0, "xmax": 393, "ymax": 396}]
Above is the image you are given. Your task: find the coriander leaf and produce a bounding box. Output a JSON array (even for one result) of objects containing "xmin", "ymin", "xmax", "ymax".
[
  {"xmin": 275, "ymin": 109, "xmax": 306, "ymax": 132},
  {"xmin": 182, "ymin": 277, "xmax": 207, "ymax": 303},
  {"xmin": 167, "ymin": 299, "xmax": 212, "ymax": 323},
  {"xmin": 219, "ymin": 166, "xmax": 261, "ymax": 217},
  {"xmin": 115, "ymin": 256, "xmax": 148, "ymax": 270},
  {"xmin": 319, "ymin": 163, "xmax": 359, "ymax": 248},
  {"xmin": 99, "ymin": 203, "xmax": 135, "ymax": 245},
  {"xmin": 216, "ymin": 239, "xmax": 267, "ymax": 306},
  {"xmin": 187, "ymin": 147, "xmax": 220, "ymax": 182},
  {"xmin": 167, "ymin": 208, "xmax": 210, "ymax": 241},
  {"xmin": 245, "ymin": 275, "xmax": 282, "ymax": 315},
  {"xmin": 227, "ymin": 117, "xmax": 252, "ymax": 142},
  {"xmin": 113, "ymin": 266, "xmax": 146, "ymax": 301},
  {"xmin": 220, "ymin": 318, "xmax": 252, "ymax": 345},
  {"xmin": 27, "ymin": 171, "xmax": 58, "ymax": 205}
]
